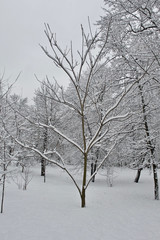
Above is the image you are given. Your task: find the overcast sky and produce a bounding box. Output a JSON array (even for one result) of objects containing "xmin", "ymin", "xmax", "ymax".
[{"xmin": 0, "ymin": 0, "xmax": 104, "ymax": 103}]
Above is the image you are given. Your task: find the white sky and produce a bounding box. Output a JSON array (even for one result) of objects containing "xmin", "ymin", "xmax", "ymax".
[{"xmin": 0, "ymin": 0, "xmax": 104, "ymax": 103}]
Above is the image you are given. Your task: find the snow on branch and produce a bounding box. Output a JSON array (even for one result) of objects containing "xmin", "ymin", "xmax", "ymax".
[
  {"xmin": 44, "ymin": 149, "xmax": 65, "ymax": 166},
  {"xmin": 103, "ymin": 112, "xmax": 131, "ymax": 125},
  {"xmin": 3, "ymin": 102, "xmax": 84, "ymax": 154},
  {"xmin": 36, "ymin": 77, "xmax": 82, "ymax": 114},
  {"xmin": 85, "ymin": 141, "xmax": 117, "ymax": 190},
  {"xmin": 38, "ymin": 121, "xmax": 84, "ymax": 153},
  {"xmin": 2, "ymin": 117, "xmax": 83, "ymax": 197},
  {"xmin": 86, "ymin": 67, "xmax": 150, "ymax": 153},
  {"xmin": 14, "ymin": 137, "xmax": 82, "ymax": 197}
]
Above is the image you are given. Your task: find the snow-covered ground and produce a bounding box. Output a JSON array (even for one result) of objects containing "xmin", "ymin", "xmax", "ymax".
[{"xmin": 0, "ymin": 166, "xmax": 160, "ymax": 240}]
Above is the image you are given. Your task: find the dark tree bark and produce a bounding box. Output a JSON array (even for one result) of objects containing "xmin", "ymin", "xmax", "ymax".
[
  {"xmin": 152, "ymin": 163, "xmax": 159, "ymax": 200},
  {"xmin": 91, "ymin": 161, "xmax": 97, "ymax": 182},
  {"xmin": 134, "ymin": 168, "xmax": 143, "ymax": 183},
  {"xmin": 41, "ymin": 157, "xmax": 46, "ymax": 176},
  {"xmin": 91, "ymin": 163, "xmax": 94, "ymax": 176},
  {"xmin": 1, "ymin": 172, "xmax": 6, "ymax": 213},
  {"xmin": 1, "ymin": 142, "xmax": 7, "ymax": 213},
  {"xmin": 138, "ymin": 83, "xmax": 159, "ymax": 199},
  {"xmin": 81, "ymin": 153, "xmax": 87, "ymax": 208},
  {"xmin": 41, "ymin": 127, "xmax": 48, "ymax": 182}
]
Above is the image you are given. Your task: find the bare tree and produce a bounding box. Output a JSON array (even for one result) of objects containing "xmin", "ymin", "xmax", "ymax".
[
  {"xmin": 8, "ymin": 21, "xmax": 148, "ymax": 208},
  {"xmin": 0, "ymin": 73, "xmax": 19, "ymax": 213}
]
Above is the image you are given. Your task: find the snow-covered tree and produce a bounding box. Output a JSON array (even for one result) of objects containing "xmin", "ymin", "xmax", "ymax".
[
  {"xmin": 10, "ymin": 21, "xmax": 148, "ymax": 208},
  {"xmin": 0, "ymin": 74, "xmax": 19, "ymax": 213},
  {"xmin": 33, "ymin": 82, "xmax": 61, "ymax": 180},
  {"xmin": 98, "ymin": 0, "xmax": 160, "ymax": 199}
]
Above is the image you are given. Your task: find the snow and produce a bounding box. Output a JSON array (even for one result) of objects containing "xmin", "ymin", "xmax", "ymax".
[{"xmin": 0, "ymin": 166, "xmax": 160, "ymax": 240}]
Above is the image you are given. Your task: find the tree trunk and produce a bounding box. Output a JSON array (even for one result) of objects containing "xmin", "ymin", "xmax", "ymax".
[
  {"xmin": 41, "ymin": 157, "xmax": 46, "ymax": 183},
  {"xmin": 81, "ymin": 187, "xmax": 86, "ymax": 208},
  {"xmin": 91, "ymin": 163, "xmax": 94, "ymax": 181},
  {"xmin": 134, "ymin": 168, "xmax": 143, "ymax": 183},
  {"xmin": 1, "ymin": 172, "xmax": 6, "ymax": 213},
  {"xmin": 81, "ymin": 153, "xmax": 87, "ymax": 208},
  {"xmin": 1, "ymin": 142, "xmax": 6, "ymax": 213},
  {"xmin": 41, "ymin": 158, "xmax": 46, "ymax": 176},
  {"xmin": 91, "ymin": 163, "xmax": 96, "ymax": 182},
  {"xmin": 138, "ymin": 82, "xmax": 159, "ymax": 200},
  {"xmin": 93, "ymin": 162, "xmax": 97, "ymax": 182},
  {"xmin": 41, "ymin": 127, "xmax": 47, "ymax": 181},
  {"xmin": 152, "ymin": 163, "xmax": 159, "ymax": 200}
]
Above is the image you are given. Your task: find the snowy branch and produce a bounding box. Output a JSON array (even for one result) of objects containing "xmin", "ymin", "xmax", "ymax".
[{"xmin": 85, "ymin": 141, "xmax": 117, "ymax": 190}]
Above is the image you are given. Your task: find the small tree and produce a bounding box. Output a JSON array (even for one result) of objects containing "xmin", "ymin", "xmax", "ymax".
[
  {"xmin": 0, "ymin": 73, "xmax": 18, "ymax": 213},
  {"xmin": 11, "ymin": 22, "xmax": 148, "ymax": 207}
]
